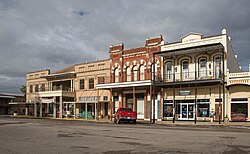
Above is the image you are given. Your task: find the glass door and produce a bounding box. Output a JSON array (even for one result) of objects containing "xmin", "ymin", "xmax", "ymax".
[{"xmin": 180, "ymin": 103, "xmax": 194, "ymax": 120}]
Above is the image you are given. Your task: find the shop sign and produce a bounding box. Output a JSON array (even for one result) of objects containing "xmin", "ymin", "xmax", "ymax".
[{"xmin": 179, "ymin": 90, "xmax": 191, "ymax": 96}]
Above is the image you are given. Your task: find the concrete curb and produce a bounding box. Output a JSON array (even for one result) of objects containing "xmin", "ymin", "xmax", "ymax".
[{"xmin": 10, "ymin": 116, "xmax": 250, "ymax": 127}]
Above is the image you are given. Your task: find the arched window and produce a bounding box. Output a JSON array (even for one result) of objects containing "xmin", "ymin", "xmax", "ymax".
[
  {"xmin": 164, "ymin": 61, "xmax": 172, "ymax": 80},
  {"xmin": 182, "ymin": 60, "xmax": 189, "ymax": 80},
  {"xmin": 139, "ymin": 65, "xmax": 144, "ymax": 80},
  {"xmin": 114, "ymin": 68, "xmax": 119, "ymax": 83},
  {"xmin": 214, "ymin": 55, "xmax": 222, "ymax": 78},
  {"xmin": 132, "ymin": 66, "xmax": 137, "ymax": 81},
  {"xmin": 151, "ymin": 63, "xmax": 157, "ymax": 81},
  {"xmin": 198, "ymin": 58, "xmax": 207, "ymax": 78},
  {"xmin": 126, "ymin": 67, "xmax": 131, "ymax": 82}
]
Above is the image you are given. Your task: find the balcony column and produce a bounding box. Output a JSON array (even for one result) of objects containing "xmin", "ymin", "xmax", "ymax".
[
  {"xmin": 59, "ymin": 96, "xmax": 63, "ymax": 119},
  {"xmin": 73, "ymin": 103, "xmax": 76, "ymax": 119},
  {"xmin": 25, "ymin": 105, "xmax": 28, "ymax": 116},
  {"xmin": 53, "ymin": 97, "xmax": 56, "ymax": 118},
  {"xmin": 152, "ymin": 53, "xmax": 156, "ymax": 124},
  {"xmin": 95, "ymin": 102, "xmax": 97, "ymax": 120},
  {"xmin": 110, "ymin": 88, "xmax": 113, "ymax": 120},
  {"xmin": 173, "ymin": 54, "xmax": 176, "ymax": 123},
  {"xmin": 133, "ymin": 87, "xmax": 136, "ymax": 112},
  {"xmin": 150, "ymin": 85, "xmax": 152, "ymax": 123},
  {"xmin": 34, "ymin": 102, "xmax": 37, "ymax": 118},
  {"xmin": 39, "ymin": 102, "xmax": 42, "ymax": 118},
  {"xmin": 222, "ymin": 48, "xmax": 226, "ymax": 119},
  {"xmin": 85, "ymin": 103, "xmax": 87, "ymax": 119},
  {"xmin": 194, "ymin": 49, "xmax": 197, "ymax": 124},
  {"xmin": 71, "ymin": 79, "xmax": 73, "ymax": 92}
]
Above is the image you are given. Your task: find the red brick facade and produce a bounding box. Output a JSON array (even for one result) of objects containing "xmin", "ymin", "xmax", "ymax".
[{"xmin": 109, "ymin": 35, "xmax": 163, "ymax": 121}]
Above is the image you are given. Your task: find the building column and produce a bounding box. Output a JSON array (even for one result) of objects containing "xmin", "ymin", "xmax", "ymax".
[
  {"xmin": 59, "ymin": 96, "xmax": 63, "ymax": 119},
  {"xmin": 85, "ymin": 103, "xmax": 88, "ymax": 119},
  {"xmin": 95, "ymin": 102, "xmax": 97, "ymax": 120},
  {"xmin": 39, "ymin": 102, "xmax": 42, "ymax": 118},
  {"xmin": 53, "ymin": 97, "xmax": 56, "ymax": 118},
  {"xmin": 34, "ymin": 103, "xmax": 37, "ymax": 118},
  {"xmin": 150, "ymin": 85, "xmax": 152, "ymax": 123},
  {"xmin": 133, "ymin": 87, "xmax": 136, "ymax": 112},
  {"xmin": 25, "ymin": 105, "xmax": 28, "ymax": 116},
  {"xmin": 74, "ymin": 103, "xmax": 76, "ymax": 119},
  {"xmin": 110, "ymin": 88, "xmax": 113, "ymax": 120}
]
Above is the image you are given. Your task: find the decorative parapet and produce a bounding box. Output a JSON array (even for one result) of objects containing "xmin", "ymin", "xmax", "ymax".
[{"xmin": 228, "ymin": 72, "xmax": 250, "ymax": 85}]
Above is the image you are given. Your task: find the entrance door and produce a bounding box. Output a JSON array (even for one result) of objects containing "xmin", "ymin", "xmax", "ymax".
[
  {"xmin": 114, "ymin": 96, "xmax": 119, "ymax": 113},
  {"xmin": 137, "ymin": 98, "xmax": 144, "ymax": 119},
  {"xmin": 180, "ymin": 104, "xmax": 194, "ymax": 120},
  {"xmin": 215, "ymin": 104, "xmax": 222, "ymax": 120}
]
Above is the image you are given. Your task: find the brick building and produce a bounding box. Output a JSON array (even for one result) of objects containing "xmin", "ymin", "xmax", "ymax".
[{"xmin": 97, "ymin": 35, "xmax": 163, "ymax": 122}]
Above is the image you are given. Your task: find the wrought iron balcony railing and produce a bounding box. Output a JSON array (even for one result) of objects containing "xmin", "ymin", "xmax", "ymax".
[{"xmin": 155, "ymin": 71, "xmax": 223, "ymax": 83}]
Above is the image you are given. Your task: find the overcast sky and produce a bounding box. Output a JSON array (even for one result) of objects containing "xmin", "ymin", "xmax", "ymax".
[{"xmin": 0, "ymin": 0, "xmax": 250, "ymax": 93}]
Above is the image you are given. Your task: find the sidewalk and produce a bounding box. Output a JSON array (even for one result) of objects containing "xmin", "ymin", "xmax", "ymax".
[
  {"xmin": 11, "ymin": 115, "xmax": 250, "ymax": 127},
  {"xmin": 155, "ymin": 120, "xmax": 250, "ymax": 127}
]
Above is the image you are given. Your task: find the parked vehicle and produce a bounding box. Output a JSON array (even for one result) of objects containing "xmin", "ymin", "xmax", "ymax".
[{"xmin": 114, "ymin": 108, "xmax": 137, "ymax": 124}]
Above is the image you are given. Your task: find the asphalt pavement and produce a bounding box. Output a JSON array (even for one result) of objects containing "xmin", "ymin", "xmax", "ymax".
[{"xmin": 0, "ymin": 116, "xmax": 250, "ymax": 154}]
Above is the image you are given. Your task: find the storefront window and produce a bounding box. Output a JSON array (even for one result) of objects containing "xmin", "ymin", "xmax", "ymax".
[
  {"xmin": 197, "ymin": 99, "xmax": 209, "ymax": 117},
  {"xmin": 163, "ymin": 104, "xmax": 173, "ymax": 117},
  {"xmin": 231, "ymin": 98, "xmax": 248, "ymax": 118},
  {"xmin": 197, "ymin": 104, "xmax": 209, "ymax": 117}
]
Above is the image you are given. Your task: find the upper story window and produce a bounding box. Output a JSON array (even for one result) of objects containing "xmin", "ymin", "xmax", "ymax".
[
  {"xmin": 98, "ymin": 76, "xmax": 105, "ymax": 84},
  {"xmin": 35, "ymin": 84, "xmax": 39, "ymax": 92},
  {"xmin": 126, "ymin": 67, "xmax": 131, "ymax": 82},
  {"xmin": 79, "ymin": 66, "xmax": 85, "ymax": 72},
  {"xmin": 41, "ymin": 83, "xmax": 45, "ymax": 92},
  {"xmin": 89, "ymin": 78, "xmax": 94, "ymax": 89},
  {"xmin": 198, "ymin": 58, "xmax": 207, "ymax": 78},
  {"xmin": 132, "ymin": 66, "xmax": 137, "ymax": 81},
  {"xmin": 98, "ymin": 63, "xmax": 105, "ymax": 70},
  {"xmin": 114, "ymin": 68, "xmax": 119, "ymax": 83},
  {"xmin": 103, "ymin": 96, "xmax": 108, "ymax": 101},
  {"xmin": 182, "ymin": 60, "xmax": 189, "ymax": 79},
  {"xmin": 88, "ymin": 65, "xmax": 95, "ymax": 71},
  {"xmin": 214, "ymin": 55, "xmax": 222, "ymax": 78},
  {"xmin": 79, "ymin": 79, "xmax": 85, "ymax": 90},
  {"xmin": 139, "ymin": 65, "xmax": 144, "ymax": 80},
  {"xmin": 165, "ymin": 61, "xmax": 172, "ymax": 80},
  {"xmin": 29, "ymin": 85, "xmax": 33, "ymax": 93}
]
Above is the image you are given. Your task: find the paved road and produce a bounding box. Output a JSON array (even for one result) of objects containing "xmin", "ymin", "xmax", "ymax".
[{"xmin": 0, "ymin": 117, "xmax": 250, "ymax": 154}]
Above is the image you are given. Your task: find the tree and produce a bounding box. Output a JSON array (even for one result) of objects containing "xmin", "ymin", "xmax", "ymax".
[{"xmin": 20, "ymin": 85, "xmax": 26, "ymax": 95}]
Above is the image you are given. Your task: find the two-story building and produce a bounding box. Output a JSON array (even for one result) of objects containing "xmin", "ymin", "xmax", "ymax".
[
  {"xmin": 154, "ymin": 29, "xmax": 240, "ymax": 123},
  {"xmin": 26, "ymin": 59, "xmax": 110, "ymax": 119},
  {"xmin": 97, "ymin": 36, "xmax": 163, "ymax": 122}
]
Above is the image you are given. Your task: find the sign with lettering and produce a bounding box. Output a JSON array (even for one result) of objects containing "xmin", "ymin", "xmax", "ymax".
[{"xmin": 179, "ymin": 90, "xmax": 191, "ymax": 96}]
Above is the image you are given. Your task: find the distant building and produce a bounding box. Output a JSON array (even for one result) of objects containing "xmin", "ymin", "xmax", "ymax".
[
  {"xmin": 0, "ymin": 92, "xmax": 26, "ymax": 115},
  {"xmin": 26, "ymin": 60, "xmax": 110, "ymax": 119}
]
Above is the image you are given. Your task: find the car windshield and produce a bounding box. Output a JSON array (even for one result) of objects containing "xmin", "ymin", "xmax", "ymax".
[{"xmin": 120, "ymin": 108, "xmax": 132, "ymax": 112}]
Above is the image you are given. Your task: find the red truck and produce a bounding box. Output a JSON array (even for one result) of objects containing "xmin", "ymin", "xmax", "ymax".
[{"xmin": 114, "ymin": 108, "xmax": 137, "ymax": 124}]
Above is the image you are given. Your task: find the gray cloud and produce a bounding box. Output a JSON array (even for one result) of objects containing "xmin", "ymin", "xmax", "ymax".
[{"xmin": 0, "ymin": 0, "xmax": 249, "ymax": 93}]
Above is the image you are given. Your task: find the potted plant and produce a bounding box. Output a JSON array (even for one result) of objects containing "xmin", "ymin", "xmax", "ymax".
[{"xmin": 224, "ymin": 114, "xmax": 229, "ymax": 123}]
